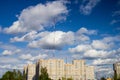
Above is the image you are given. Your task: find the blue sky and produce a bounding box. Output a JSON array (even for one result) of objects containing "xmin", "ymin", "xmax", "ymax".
[{"xmin": 0, "ymin": 0, "xmax": 120, "ymax": 79}]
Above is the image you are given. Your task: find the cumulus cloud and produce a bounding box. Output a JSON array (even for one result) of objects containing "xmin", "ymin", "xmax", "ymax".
[
  {"xmin": 28, "ymin": 31, "xmax": 75, "ymax": 50},
  {"xmin": 0, "ymin": 27, "xmax": 2, "ymax": 32},
  {"xmin": 0, "ymin": 64, "xmax": 24, "ymax": 70},
  {"xmin": 31, "ymin": 54, "xmax": 48, "ymax": 60},
  {"xmin": 112, "ymin": 10, "xmax": 120, "ymax": 17},
  {"xmin": 10, "ymin": 31, "xmax": 50, "ymax": 42},
  {"xmin": 92, "ymin": 58, "xmax": 118, "ymax": 65},
  {"xmin": 19, "ymin": 54, "xmax": 32, "ymax": 60},
  {"xmin": 70, "ymin": 45, "xmax": 117, "ymax": 59},
  {"xmin": 4, "ymin": 1, "xmax": 68, "ymax": 33},
  {"xmin": 91, "ymin": 40, "xmax": 113, "ymax": 50},
  {"xmin": 91, "ymin": 35, "xmax": 120, "ymax": 50},
  {"xmin": 69, "ymin": 44, "xmax": 92, "ymax": 53},
  {"xmin": 19, "ymin": 54, "xmax": 48, "ymax": 61},
  {"xmin": 80, "ymin": 0, "xmax": 100, "ymax": 15},
  {"xmin": 0, "ymin": 64, "xmax": 11, "ymax": 69},
  {"xmin": 2, "ymin": 50, "xmax": 12, "ymax": 56},
  {"xmin": 69, "ymin": 35, "xmax": 120, "ymax": 59},
  {"xmin": 10, "ymin": 31, "xmax": 38, "ymax": 42},
  {"xmin": 11, "ymin": 27, "xmax": 96, "ymax": 50},
  {"xmin": 2, "ymin": 49, "xmax": 21, "ymax": 56},
  {"xmin": 110, "ymin": 19, "xmax": 120, "ymax": 25},
  {"xmin": 83, "ymin": 49, "xmax": 115, "ymax": 59},
  {"xmin": 0, "ymin": 57, "xmax": 20, "ymax": 64},
  {"xmin": 111, "ymin": 10, "xmax": 120, "ymax": 25},
  {"xmin": 95, "ymin": 66, "xmax": 114, "ymax": 79},
  {"xmin": 102, "ymin": 36, "xmax": 120, "ymax": 43},
  {"xmin": 76, "ymin": 27, "xmax": 97, "ymax": 35}
]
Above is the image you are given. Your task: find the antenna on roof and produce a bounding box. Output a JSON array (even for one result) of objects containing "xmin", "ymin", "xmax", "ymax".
[
  {"xmin": 66, "ymin": 57, "xmax": 67, "ymax": 64},
  {"xmin": 52, "ymin": 17, "xmax": 56, "ymax": 59}
]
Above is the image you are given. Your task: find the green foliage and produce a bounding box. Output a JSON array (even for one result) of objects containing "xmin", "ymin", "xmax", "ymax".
[
  {"xmin": 67, "ymin": 77, "xmax": 73, "ymax": 80},
  {"xmin": 61, "ymin": 77, "xmax": 73, "ymax": 80},
  {"xmin": 23, "ymin": 73, "xmax": 27, "ymax": 80},
  {"xmin": 62, "ymin": 77, "xmax": 66, "ymax": 80},
  {"xmin": 114, "ymin": 73, "xmax": 117, "ymax": 80},
  {"xmin": 0, "ymin": 69, "xmax": 23, "ymax": 80},
  {"xmin": 113, "ymin": 73, "xmax": 120, "ymax": 80},
  {"xmin": 101, "ymin": 77, "xmax": 106, "ymax": 80},
  {"xmin": 39, "ymin": 67, "xmax": 51, "ymax": 80}
]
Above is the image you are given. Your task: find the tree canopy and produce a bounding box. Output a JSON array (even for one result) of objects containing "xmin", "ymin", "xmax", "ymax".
[
  {"xmin": 0, "ymin": 69, "xmax": 23, "ymax": 80},
  {"xmin": 39, "ymin": 67, "xmax": 51, "ymax": 80}
]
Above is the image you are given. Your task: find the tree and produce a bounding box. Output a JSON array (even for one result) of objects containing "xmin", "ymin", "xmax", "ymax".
[
  {"xmin": 0, "ymin": 70, "xmax": 23, "ymax": 80},
  {"xmin": 113, "ymin": 72, "xmax": 120, "ymax": 80},
  {"xmin": 39, "ymin": 67, "xmax": 51, "ymax": 80},
  {"xmin": 101, "ymin": 77, "xmax": 106, "ymax": 80},
  {"xmin": 114, "ymin": 72, "xmax": 117, "ymax": 80},
  {"xmin": 62, "ymin": 77, "xmax": 73, "ymax": 80},
  {"xmin": 67, "ymin": 77, "xmax": 73, "ymax": 80},
  {"xmin": 23, "ymin": 73, "xmax": 27, "ymax": 80}
]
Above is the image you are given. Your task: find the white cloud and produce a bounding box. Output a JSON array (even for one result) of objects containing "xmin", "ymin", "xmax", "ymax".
[
  {"xmin": 75, "ymin": 34, "xmax": 90, "ymax": 42},
  {"xmin": 91, "ymin": 40, "xmax": 112, "ymax": 50},
  {"xmin": 95, "ymin": 66, "xmax": 114, "ymax": 79},
  {"xmin": 19, "ymin": 54, "xmax": 48, "ymax": 61},
  {"xmin": 0, "ymin": 64, "xmax": 24, "ymax": 70},
  {"xmin": 2, "ymin": 49, "xmax": 21, "ymax": 56},
  {"xmin": 10, "ymin": 31, "xmax": 51, "ymax": 42},
  {"xmin": 83, "ymin": 49, "xmax": 110, "ymax": 58},
  {"xmin": 10, "ymin": 27, "xmax": 96, "ymax": 50},
  {"xmin": 0, "ymin": 64, "xmax": 11, "ymax": 69},
  {"xmin": 28, "ymin": 31, "xmax": 75, "ymax": 50},
  {"xmin": 19, "ymin": 54, "xmax": 32, "ymax": 60},
  {"xmin": 76, "ymin": 27, "xmax": 97, "ymax": 35},
  {"xmin": 69, "ymin": 43, "xmax": 117, "ymax": 59},
  {"xmin": 75, "ymin": 27, "xmax": 97, "ymax": 42},
  {"xmin": 0, "ymin": 27, "xmax": 2, "ymax": 32},
  {"xmin": 0, "ymin": 43, "xmax": 18, "ymax": 50},
  {"xmin": 92, "ymin": 58, "xmax": 118, "ymax": 65},
  {"xmin": 2, "ymin": 50, "xmax": 12, "ymax": 55},
  {"xmin": 69, "ymin": 44, "xmax": 92, "ymax": 53},
  {"xmin": 112, "ymin": 10, "xmax": 120, "ymax": 16},
  {"xmin": 4, "ymin": 1, "xmax": 68, "ymax": 33},
  {"xmin": 10, "ymin": 31, "xmax": 38, "ymax": 42},
  {"xmin": 31, "ymin": 54, "xmax": 48, "ymax": 61},
  {"xmin": 110, "ymin": 20, "xmax": 118, "ymax": 25},
  {"xmin": 80, "ymin": 0, "xmax": 100, "ymax": 15},
  {"xmin": 102, "ymin": 35, "xmax": 120, "ymax": 43},
  {"xmin": 91, "ymin": 35, "xmax": 120, "ymax": 50},
  {"xmin": 0, "ymin": 57, "xmax": 20, "ymax": 64}
]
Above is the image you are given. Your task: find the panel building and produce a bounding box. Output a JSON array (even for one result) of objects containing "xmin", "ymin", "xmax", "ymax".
[
  {"xmin": 24, "ymin": 59, "xmax": 95, "ymax": 80},
  {"xmin": 113, "ymin": 62, "xmax": 120, "ymax": 79}
]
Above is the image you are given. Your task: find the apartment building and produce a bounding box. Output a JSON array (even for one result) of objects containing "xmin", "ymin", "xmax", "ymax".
[
  {"xmin": 24, "ymin": 59, "xmax": 95, "ymax": 80},
  {"xmin": 113, "ymin": 62, "xmax": 120, "ymax": 79},
  {"xmin": 24, "ymin": 64, "xmax": 36, "ymax": 80},
  {"xmin": 36, "ymin": 59, "xmax": 64, "ymax": 80},
  {"xmin": 85, "ymin": 66, "xmax": 95, "ymax": 80}
]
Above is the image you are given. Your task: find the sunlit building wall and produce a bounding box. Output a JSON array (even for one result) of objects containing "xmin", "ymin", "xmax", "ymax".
[
  {"xmin": 27, "ymin": 64, "xmax": 36, "ymax": 80},
  {"xmin": 113, "ymin": 62, "xmax": 120, "ymax": 79},
  {"xmin": 85, "ymin": 66, "xmax": 95, "ymax": 80},
  {"xmin": 24, "ymin": 59, "xmax": 95, "ymax": 80}
]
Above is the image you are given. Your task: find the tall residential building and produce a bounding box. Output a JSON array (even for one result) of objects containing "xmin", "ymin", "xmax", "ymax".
[
  {"xmin": 36, "ymin": 59, "xmax": 64, "ymax": 80},
  {"xmin": 85, "ymin": 66, "xmax": 95, "ymax": 80},
  {"xmin": 24, "ymin": 59, "xmax": 95, "ymax": 80},
  {"xmin": 27, "ymin": 64, "xmax": 36, "ymax": 80},
  {"xmin": 72, "ymin": 60, "xmax": 86, "ymax": 80},
  {"xmin": 64, "ymin": 63, "xmax": 74, "ymax": 79},
  {"xmin": 113, "ymin": 62, "xmax": 120, "ymax": 79}
]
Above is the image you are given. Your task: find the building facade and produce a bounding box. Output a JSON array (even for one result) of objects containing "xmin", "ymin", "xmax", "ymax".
[
  {"xmin": 113, "ymin": 62, "xmax": 120, "ymax": 79},
  {"xmin": 85, "ymin": 66, "xmax": 95, "ymax": 80},
  {"xmin": 24, "ymin": 59, "xmax": 95, "ymax": 80}
]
